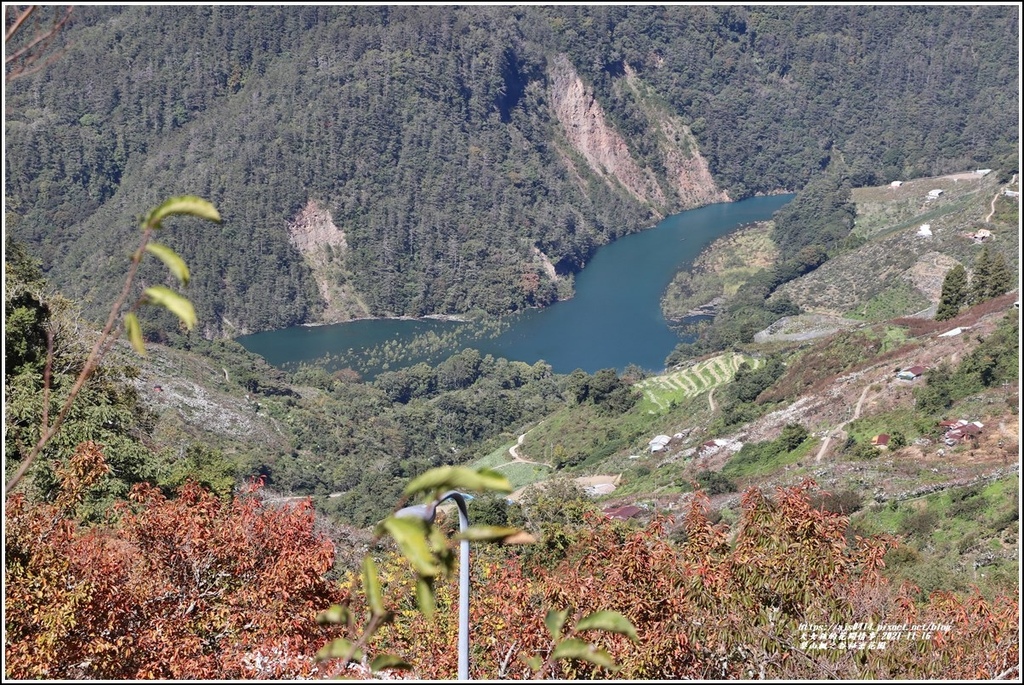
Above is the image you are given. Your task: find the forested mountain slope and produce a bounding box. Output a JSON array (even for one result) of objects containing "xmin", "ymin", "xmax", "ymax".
[
  {"xmin": 5, "ymin": 5, "xmax": 1018, "ymax": 336},
  {"xmin": 5, "ymin": 154, "xmax": 1019, "ymax": 678}
]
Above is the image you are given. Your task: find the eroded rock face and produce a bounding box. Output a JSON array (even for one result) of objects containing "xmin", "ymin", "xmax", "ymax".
[
  {"xmin": 548, "ymin": 54, "xmax": 664, "ymax": 206},
  {"xmin": 288, "ymin": 199, "xmax": 348, "ymax": 256},
  {"xmin": 286, "ymin": 200, "xmax": 370, "ymax": 323},
  {"xmin": 646, "ymin": 93, "xmax": 730, "ymax": 207},
  {"xmin": 547, "ymin": 54, "xmax": 727, "ymax": 213}
]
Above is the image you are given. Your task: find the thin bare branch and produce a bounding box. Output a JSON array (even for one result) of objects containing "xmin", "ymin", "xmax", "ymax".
[
  {"xmin": 4, "ymin": 5, "xmax": 72, "ymax": 80},
  {"xmin": 4, "ymin": 225, "xmax": 155, "ymax": 497},
  {"xmin": 4, "ymin": 5, "xmax": 36, "ymax": 43},
  {"xmin": 6, "ymin": 44, "xmax": 67, "ymax": 80},
  {"xmin": 40, "ymin": 327, "xmax": 54, "ymax": 431}
]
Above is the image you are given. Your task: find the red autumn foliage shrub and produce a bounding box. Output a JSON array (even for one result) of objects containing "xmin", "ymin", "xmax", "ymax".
[
  {"xmin": 338, "ymin": 479, "xmax": 1017, "ymax": 680},
  {"xmin": 5, "ymin": 474, "xmax": 346, "ymax": 679},
  {"xmin": 7, "ymin": 455, "xmax": 1016, "ymax": 680}
]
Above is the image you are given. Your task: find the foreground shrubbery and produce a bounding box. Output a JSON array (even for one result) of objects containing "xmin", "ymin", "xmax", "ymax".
[
  {"xmin": 5, "ymin": 449, "xmax": 346, "ymax": 680},
  {"xmin": 5, "ymin": 445, "xmax": 1017, "ymax": 679},
  {"xmin": 333, "ymin": 481, "xmax": 1018, "ymax": 679}
]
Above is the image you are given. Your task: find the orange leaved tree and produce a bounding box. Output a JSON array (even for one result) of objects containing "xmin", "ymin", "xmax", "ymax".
[
  {"xmin": 5, "ymin": 445, "xmax": 346, "ymax": 680},
  {"xmin": 330, "ymin": 478, "xmax": 1018, "ymax": 680}
]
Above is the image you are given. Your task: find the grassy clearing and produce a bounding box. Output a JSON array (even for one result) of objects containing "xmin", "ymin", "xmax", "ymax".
[
  {"xmin": 846, "ymin": 280, "xmax": 933, "ymax": 321},
  {"xmin": 497, "ymin": 462, "xmax": 552, "ymax": 490},
  {"xmin": 662, "ymin": 222, "xmax": 777, "ymax": 319},
  {"xmin": 612, "ymin": 461, "xmax": 689, "ymax": 498},
  {"xmin": 723, "ymin": 436, "xmax": 814, "ymax": 480},
  {"xmin": 879, "ymin": 325, "xmax": 910, "ymax": 353},
  {"xmin": 855, "ymin": 474, "xmax": 1019, "ymax": 600},
  {"xmin": 844, "ymin": 408, "xmax": 931, "ymax": 445}
]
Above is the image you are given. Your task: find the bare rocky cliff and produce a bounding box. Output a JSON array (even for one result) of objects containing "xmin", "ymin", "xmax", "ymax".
[
  {"xmin": 287, "ymin": 200, "xmax": 370, "ymax": 324},
  {"xmin": 548, "ymin": 55, "xmax": 727, "ymax": 214}
]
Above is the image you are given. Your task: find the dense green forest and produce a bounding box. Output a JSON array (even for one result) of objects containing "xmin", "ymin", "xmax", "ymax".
[{"xmin": 5, "ymin": 5, "xmax": 1019, "ymax": 336}]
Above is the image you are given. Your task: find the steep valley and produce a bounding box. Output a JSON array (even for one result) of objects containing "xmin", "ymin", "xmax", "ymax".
[
  {"xmin": 4, "ymin": 6, "xmax": 1020, "ymax": 677},
  {"xmin": 97, "ymin": 173, "xmax": 1021, "ymax": 601}
]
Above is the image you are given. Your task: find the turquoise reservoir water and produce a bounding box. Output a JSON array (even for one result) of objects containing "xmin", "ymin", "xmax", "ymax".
[{"xmin": 237, "ymin": 194, "xmax": 794, "ymax": 376}]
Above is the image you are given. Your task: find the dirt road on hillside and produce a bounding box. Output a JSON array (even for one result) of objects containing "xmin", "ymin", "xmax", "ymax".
[
  {"xmin": 502, "ymin": 431, "xmax": 549, "ymax": 468},
  {"xmin": 815, "ymin": 383, "xmax": 871, "ymax": 463},
  {"xmin": 985, "ymin": 173, "xmax": 1017, "ymax": 223}
]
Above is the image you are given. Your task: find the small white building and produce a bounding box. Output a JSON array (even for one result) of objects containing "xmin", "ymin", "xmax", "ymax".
[
  {"xmin": 975, "ymin": 169, "xmax": 992, "ymax": 176},
  {"xmin": 927, "ymin": 189, "xmax": 944, "ymax": 198},
  {"xmin": 916, "ymin": 224, "xmax": 932, "ymax": 237},
  {"xmin": 648, "ymin": 435, "xmax": 672, "ymax": 453},
  {"xmin": 890, "ymin": 180, "xmax": 904, "ymax": 188}
]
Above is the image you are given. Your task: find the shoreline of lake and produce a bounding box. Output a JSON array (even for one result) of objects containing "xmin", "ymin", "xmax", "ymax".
[
  {"xmin": 238, "ymin": 194, "xmax": 795, "ymax": 376},
  {"xmin": 299, "ymin": 313, "xmax": 473, "ymax": 328}
]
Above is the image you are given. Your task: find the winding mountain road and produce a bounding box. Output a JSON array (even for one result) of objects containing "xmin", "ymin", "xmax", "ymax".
[
  {"xmin": 500, "ymin": 431, "xmax": 550, "ymax": 468},
  {"xmin": 815, "ymin": 384, "xmax": 871, "ymax": 463},
  {"xmin": 985, "ymin": 173, "xmax": 1017, "ymax": 223}
]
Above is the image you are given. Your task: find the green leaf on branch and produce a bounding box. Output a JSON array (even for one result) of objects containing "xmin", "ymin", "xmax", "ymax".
[
  {"xmin": 416, "ymin": 576, "xmax": 436, "ymax": 620},
  {"xmin": 317, "ymin": 636, "xmax": 363, "ymax": 662},
  {"xmin": 403, "ymin": 466, "xmax": 511, "ymax": 497},
  {"xmin": 545, "ymin": 608, "xmax": 569, "ymax": 641},
  {"xmin": 145, "ymin": 242, "xmax": 190, "ymax": 285},
  {"xmin": 370, "ymin": 654, "xmax": 413, "ymax": 673},
  {"xmin": 316, "ymin": 603, "xmax": 350, "ymax": 626},
  {"xmin": 427, "ymin": 526, "xmax": 458, "ymax": 575},
  {"xmin": 142, "ymin": 286, "xmax": 196, "ymax": 330},
  {"xmin": 379, "ymin": 515, "xmax": 441, "ymax": 577},
  {"xmin": 576, "ymin": 610, "xmax": 639, "ymax": 642},
  {"xmin": 457, "ymin": 525, "xmax": 524, "ymax": 542},
  {"xmin": 124, "ymin": 312, "xmax": 145, "ymax": 355},
  {"xmin": 144, "ymin": 195, "xmax": 221, "ymax": 229},
  {"xmin": 523, "ymin": 655, "xmax": 542, "ymax": 672},
  {"xmin": 550, "ymin": 638, "xmax": 617, "ymax": 671},
  {"xmin": 362, "ymin": 556, "xmax": 385, "ymax": 618}
]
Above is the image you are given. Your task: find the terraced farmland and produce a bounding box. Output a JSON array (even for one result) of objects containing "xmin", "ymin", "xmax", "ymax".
[{"xmin": 637, "ymin": 353, "xmax": 761, "ymax": 412}]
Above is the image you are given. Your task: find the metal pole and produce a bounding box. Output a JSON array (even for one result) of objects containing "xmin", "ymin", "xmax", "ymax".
[
  {"xmin": 400, "ymin": 492, "xmax": 470, "ymax": 680},
  {"xmin": 454, "ymin": 498, "xmax": 470, "ymax": 680},
  {"xmin": 440, "ymin": 491, "xmax": 471, "ymax": 681}
]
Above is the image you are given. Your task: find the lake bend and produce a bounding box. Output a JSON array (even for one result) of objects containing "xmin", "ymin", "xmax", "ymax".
[{"xmin": 237, "ymin": 194, "xmax": 795, "ymax": 377}]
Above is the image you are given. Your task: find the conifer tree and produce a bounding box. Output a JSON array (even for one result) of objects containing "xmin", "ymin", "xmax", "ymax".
[
  {"xmin": 985, "ymin": 252, "xmax": 1014, "ymax": 299},
  {"xmin": 969, "ymin": 245, "xmax": 994, "ymax": 304},
  {"xmin": 936, "ymin": 263, "xmax": 968, "ymax": 321}
]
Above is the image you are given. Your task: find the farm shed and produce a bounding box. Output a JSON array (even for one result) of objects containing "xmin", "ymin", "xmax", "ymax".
[
  {"xmin": 648, "ymin": 435, "xmax": 672, "ymax": 452},
  {"xmin": 897, "ymin": 366, "xmax": 925, "ymax": 380}
]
